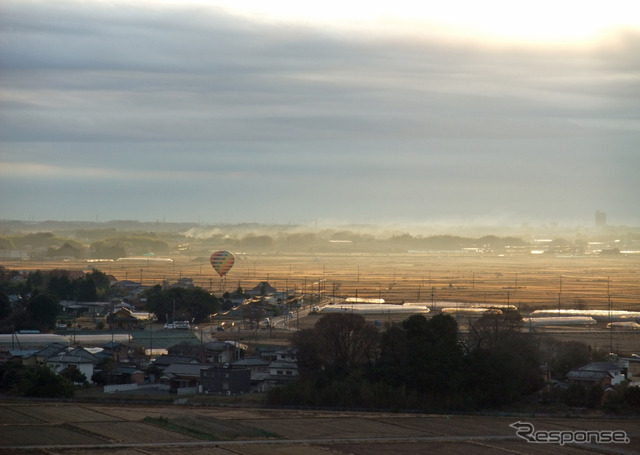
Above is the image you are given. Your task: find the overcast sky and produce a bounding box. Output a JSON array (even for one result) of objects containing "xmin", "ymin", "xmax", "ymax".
[{"xmin": 1, "ymin": 1, "xmax": 639, "ymax": 227}]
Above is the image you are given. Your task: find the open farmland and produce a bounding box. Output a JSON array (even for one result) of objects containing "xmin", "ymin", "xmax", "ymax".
[
  {"xmin": 2, "ymin": 253, "xmax": 640, "ymax": 353},
  {"xmin": 0, "ymin": 402, "xmax": 638, "ymax": 454},
  {"xmin": 3, "ymin": 253, "xmax": 639, "ymax": 310}
]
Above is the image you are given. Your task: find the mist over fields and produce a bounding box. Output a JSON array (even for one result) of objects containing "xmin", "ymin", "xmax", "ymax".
[{"xmin": 1, "ymin": 219, "xmax": 639, "ymax": 259}]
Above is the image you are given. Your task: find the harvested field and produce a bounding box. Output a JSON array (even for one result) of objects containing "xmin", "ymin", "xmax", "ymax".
[
  {"xmin": 240, "ymin": 415, "xmax": 426, "ymax": 439},
  {"xmin": 0, "ymin": 402, "xmax": 638, "ymax": 455},
  {"xmin": 0, "ymin": 423, "xmax": 107, "ymax": 447},
  {"xmin": 9, "ymin": 404, "xmax": 122, "ymax": 423},
  {"xmin": 3, "ymin": 253, "xmax": 639, "ymax": 354},
  {"xmin": 73, "ymin": 421, "xmax": 200, "ymax": 444},
  {"xmin": 4, "ymin": 254, "xmax": 638, "ymax": 310}
]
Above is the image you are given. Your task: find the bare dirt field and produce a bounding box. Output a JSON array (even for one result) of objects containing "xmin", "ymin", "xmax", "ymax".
[{"xmin": 0, "ymin": 402, "xmax": 638, "ymax": 455}]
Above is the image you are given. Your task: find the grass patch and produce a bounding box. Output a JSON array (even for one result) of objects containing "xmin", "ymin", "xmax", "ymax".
[{"xmin": 143, "ymin": 415, "xmax": 279, "ymax": 441}]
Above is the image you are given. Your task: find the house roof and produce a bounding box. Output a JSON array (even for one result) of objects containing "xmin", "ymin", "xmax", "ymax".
[
  {"xmin": 33, "ymin": 342, "xmax": 68, "ymax": 358},
  {"xmin": 9, "ymin": 350, "xmax": 38, "ymax": 358},
  {"xmin": 46, "ymin": 347, "xmax": 100, "ymax": 365},
  {"xmin": 47, "ymin": 353, "xmax": 95, "ymax": 364},
  {"xmin": 153, "ymin": 354, "xmax": 198, "ymax": 367},
  {"xmin": 247, "ymin": 282, "xmax": 277, "ymax": 295},
  {"xmin": 113, "ymin": 366, "xmax": 144, "ymax": 375},
  {"xmin": 567, "ymin": 361, "xmax": 623, "ymax": 381},
  {"xmin": 232, "ymin": 357, "xmax": 270, "ymax": 368},
  {"xmin": 162, "ymin": 363, "xmax": 206, "ymax": 378},
  {"xmin": 251, "ymin": 372, "xmax": 272, "ymax": 381},
  {"xmin": 567, "ymin": 370, "xmax": 611, "ymax": 381},
  {"xmin": 102, "ymin": 341, "xmax": 126, "ymax": 350},
  {"xmin": 579, "ymin": 362, "xmax": 622, "ymax": 373},
  {"xmin": 268, "ymin": 361, "xmax": 298, "ymax": 370}
]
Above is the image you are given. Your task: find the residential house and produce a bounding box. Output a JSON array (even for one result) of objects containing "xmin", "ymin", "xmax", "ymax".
[
  {"xmin": 172, "ymin": 278, "xmax": 194, "ymax": 289},
  {"xmin": 203, "ymin": 340, "xmax": 246, "ymax": 364},
  {"xmin": 256, "ymin": 345, "xmax": 279, "ymax": 362},
  {"xmin": 200, "ymin": 364, "xmax": 251, "ymax": 395},
  {"xmin": 109, "ymin": 365, "xmax": 146, "ymax": 385},
  {"xmin": 101, "ymin": 341, "xmax": 130, "ymax": 362},
  {"xmin": 231, "ymin": 357, "xmax": 271, "ymax": 392},
  {"xmin": 23, "ymin": 342, "xmax": 68, "ymax": 367},
  {"xmin": 153, "ymin": 354, "xmax": 200, "ymax": 372},
  {"xmin": 107, "ymin": 307, "xmax": 145, "ymax": 330},
  {"xmin": 567, "ymin": 361, "xmax": 627, "ymax": 387},
  {"xmin": 160, "ymin": 362, "xmax": 206, "ymax": 391},
  {"xmin": 167, "ymin": 343, "xmax": 201, "ymax": 359},
  {"xmin": 46, "ymin": 347, "xmax": 100, "ymax": 383},
  {"xmin": 246, "ymin": 282, "xmax": 278, "ymax": 297},
  {"xmin": 7, "ymin": 350, "xmax": 38, "ymax": 363},
  {"xmin": 59, "ymin": 301, "xmax": 112, "ymax": 317},
  {"xmin": 268, "ymin": 360, "xmax": 298, "ymax": 386},
  {"xmin": 223, "ymin": 288, "xmax": 248, "ymax": 310},
  {"xmin": 622, "ymin": 356, "xmax": 640, "ymax": 385},
  {"xmin": 274, "ymin": 347, "xmax": 297, "ymax": 363}
]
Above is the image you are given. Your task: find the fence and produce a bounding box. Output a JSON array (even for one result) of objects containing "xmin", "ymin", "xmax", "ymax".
[{"xmin": 104, "ymin": 383, "xmax": 170, "ymax": 393}]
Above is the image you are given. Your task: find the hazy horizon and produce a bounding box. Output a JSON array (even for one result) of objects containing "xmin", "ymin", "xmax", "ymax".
[{"xmin": 1, "ymin": 1, "xmax": 639, "ymax": 227}]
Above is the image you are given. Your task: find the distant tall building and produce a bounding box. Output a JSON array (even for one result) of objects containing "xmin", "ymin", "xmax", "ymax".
[{"xmin": 595, "ymin": 210, "xmax": 607, "ymax": 227}]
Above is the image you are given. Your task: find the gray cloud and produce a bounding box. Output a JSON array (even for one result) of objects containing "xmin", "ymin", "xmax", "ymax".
[{"xmin": 1, "ymin": 1, "xmax": 638, "ymax": 225}]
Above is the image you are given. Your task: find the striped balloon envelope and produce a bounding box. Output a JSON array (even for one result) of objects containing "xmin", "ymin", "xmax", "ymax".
[{"xmin": 210, "ymin": 250, "xmax": 235, "ymax": 277}]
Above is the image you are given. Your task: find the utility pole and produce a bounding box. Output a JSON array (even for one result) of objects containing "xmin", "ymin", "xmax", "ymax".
[
  {"xmin": 608, "ymin": 276, "xmax": 613, "ymax": 354},
  {"xmin": 431, "ymin": 287, "xmax": 435, "ymax": 312},
  {"xmin": 558, "ymin": 275, "xmax": 563, "ymax": 310},
  {"xmin": 149, "ymin": 318, "xmax": 153, "ymax": 359}
]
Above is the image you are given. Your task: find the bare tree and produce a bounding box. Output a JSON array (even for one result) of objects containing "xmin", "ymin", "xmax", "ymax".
[{"xmin": 293, "ymin": 313, "xmax": 380, "ymax": 379}]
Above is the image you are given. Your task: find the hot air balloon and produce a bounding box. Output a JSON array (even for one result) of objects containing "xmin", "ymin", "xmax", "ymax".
[{"xmin": 210, "ymin": 251, "xmax": 235, "ymax": 278}]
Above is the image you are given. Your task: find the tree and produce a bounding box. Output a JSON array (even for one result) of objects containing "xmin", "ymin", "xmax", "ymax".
[
  {"xmin": 144, "ymin": 285, "xmax": 219, "ymax": 323},
  {"xmin": 26, "ymin": 293, "xmax": 59, "ymax": 331},
  {"xmin": 292, "ymin": 313, "xmax": 380, "ymax": 380},
  {"xmin": 26, "ymin": 270, "xmax": 44, "ymax": 293},
  {"xmin": 46, "ymin": 242, "xmax": 84, "ymax": 258},
  {"xmin": 90, "ymin": 241, "xmax": 126, "ymax": 259},
  {"xmin": 375, "ymin": 314, "xmax": 464, "ymax": 403},
  {"xmin": 539, "ymin": 339, "xmax": 594, "ymax": 380},
  {"xmin": 61, "ymin": 367, "xmax": 87, "ymax": 385},
  {"xmin": 465, "ymin": 309, "xmax": 523, "ymax": 352},
  {"xmin": 74, "ymin": 278, "xmax": 97, "ymax": 302},
  {"xmin": 0, "ymin": 292, "xmax": 10, "ymax": 320},
  {"xmin": 46, "ymin": 272, "xmax": 73, "ymax": 300},
  {"xmin": 20, "ymin": 365, "xmax": 74, "ymax": 398},
  {"xmin": 463, "ymin": 311, "xmax": 543, "ymax": 407},
  {"xmin": 0, "ymin": 360, "xmax": 27, "ymax": 394}
]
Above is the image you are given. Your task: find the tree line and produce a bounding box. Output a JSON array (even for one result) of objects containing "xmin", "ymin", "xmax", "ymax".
[
  {"xmin": 267, "ymin": 312, "xmax": 638, "ymax": 412},
  {"xmin": 0, "ymin": 232, "xmax": 170, "ymax": 259},
  {"xmin": 0, "ymin": 268, "xmax": 111, "ymax": 332},
  {"xmin": 0, "ymin": 266, "xmax": 221, "ymax": 331}
]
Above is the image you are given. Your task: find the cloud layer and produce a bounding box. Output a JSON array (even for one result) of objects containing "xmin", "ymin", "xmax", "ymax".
[{"xmin": 1, "ymin": 1, "xmax": 639, "ymax": 226}]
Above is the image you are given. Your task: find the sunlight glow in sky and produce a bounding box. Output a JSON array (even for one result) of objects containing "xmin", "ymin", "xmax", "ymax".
[
  {"xmin": 202, "ymin": 0, "xmax": 639, "ymax": 43},
  {"xmin": 1, "ymin": 0, "xmax": 639, "ymax": 225}
]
